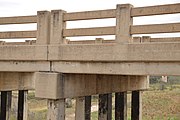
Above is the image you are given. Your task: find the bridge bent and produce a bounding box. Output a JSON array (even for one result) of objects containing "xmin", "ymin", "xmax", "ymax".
[{"xmin": 0, "ymin": 3, "xmax": 179, "ymax": 120}]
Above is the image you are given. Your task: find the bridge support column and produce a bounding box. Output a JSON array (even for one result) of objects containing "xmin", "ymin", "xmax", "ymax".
[
  {"xmin": 115, "ymin": 92, "xmax": 127, "ymax": 120},
  {"xmin": 85, "ymin": 96, "xmax": 91, "ymax": 120},
  {"xmin": 75, "ymin": 97, "xmax": 85, "ymax": 120},
  {"xmin": 75, "ymin": 96, "xmax": 92, "ymax": 120},
  {"xmin": 98, "ymin": 94, "xmax": 112, "ymax": 120},
  {"xmin": 131, "ymin": 91, "xmax": 142, "ymax": 120},
  {"xmin": 6, "ymin": 91, "xmax": 12, "ymax": 120},
  {"xmin": 17, "ymin": 90, "xmax": 28, "ymax": 120},
  {"xmin": 0, "ymin": 91, "xmax": 7, "ymax": 120},
  {"xmin": 47, "ymin": 99, "xmax": 65, "ymax": 120}
]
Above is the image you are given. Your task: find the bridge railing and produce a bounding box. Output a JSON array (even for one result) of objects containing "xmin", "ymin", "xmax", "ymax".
[
  {"xmin": 63, "ymin": 9, "xmax": 116, "ymax": 37},
  {"xmin": 0, "ymin": 3, "xmax": 180, "ymax": 44},
  {"xmin": 62, "ymin": 3, "xmax": 180, "ymax": 43},
  {"xmin": 0, "ymin": 15, "xmax": 37, "ymax": 39},
  {"xmin": 131, "ymin": 3, "xmax": 180, "ymax": 43}
]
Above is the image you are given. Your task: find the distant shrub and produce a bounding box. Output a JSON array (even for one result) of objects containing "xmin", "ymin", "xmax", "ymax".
[{"xmin": 149, "ymin": 76, "xmax": 161, "ymax": 84}]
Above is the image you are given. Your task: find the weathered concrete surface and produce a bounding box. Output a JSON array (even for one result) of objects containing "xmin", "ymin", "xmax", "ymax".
[
  {"xmin": 48, "ymin": 43, "xmax": 180, "ymax": 62},
  {"xmin": 0, "ymin": 72, "xmax": 35, "ymax": 91},
  {"xmin": 35, "ymin": 72, "xmax": 63, "ymax": 99},
  {"xmin": 0, "ymin": 61, "xmax": 50, "ymax": 72},
  {"xmin": 0, "ymin": 45, "xmax": 47, "ymax": 60},
  {"xmin": 52, "ymin": 61, "xmax": 180, "ymax": 76},
  {"xmin": 35, "ymin": 73, "xmax": 149, "ymax": 99}
]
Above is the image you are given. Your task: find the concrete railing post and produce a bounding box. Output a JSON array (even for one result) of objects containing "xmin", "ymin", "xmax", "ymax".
[
  {"xmin": 37, "ymin": 11, "xmax": 51, "ymax": 44},
  {"xmin": 116, "ymin": 4, "xmax": 133, "ymax": 43},
  {"xmin": 50, "ymin": 10, "xmax": 66, "ymax": 44}
]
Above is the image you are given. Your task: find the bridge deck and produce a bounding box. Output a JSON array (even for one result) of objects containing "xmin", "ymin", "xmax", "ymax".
[{"xmin": 0, "ymin": 41, "xmax": 179, "ymax": 75}]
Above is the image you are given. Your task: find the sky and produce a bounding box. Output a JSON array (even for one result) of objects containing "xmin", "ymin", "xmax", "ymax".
[
  {"xmin": 0, "ymin": 0, "xmax": 180, "ymax": 41},
  {"xmin": 0, "ymin": 0, "xmax": 179, "ymax": 16}
]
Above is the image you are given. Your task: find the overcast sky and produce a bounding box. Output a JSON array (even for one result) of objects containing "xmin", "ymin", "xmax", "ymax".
[
  {"xmin": 0, "ymin": 0, "xmax": 180, "ymax": 41},
  {"xmin": 0, "ymin": 0, "xmax": 180, "ymax": 16}
]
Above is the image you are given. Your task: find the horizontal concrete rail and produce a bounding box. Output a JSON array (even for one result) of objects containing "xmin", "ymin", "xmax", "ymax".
[
  {"xmin": 131, "ymin": 23, "xmax": 180, "ymax": 34},
  {"xmin": 131, "ymin": 3, "xmax": 180, "ymax": 17},
  {"xmin": 0, "ymin": 31, "xmax": 36, "ymax": 39},
  {"xmin": 0, "ymin": 15, "xmax": 37, "ymax": 25},
  {"xmin": 63, "ymin": 26, "xmax": 115, "ymax": 37},
  {"xmin": 64, "ymin": 3, "xmax": 180, "ymax": 21},
  {"xmin": 3, "ymin": 42, "xmax": 29, "ymax": 45},
  {"xmin": 0, "ymin": 45, "xmax": 47, "ymax": 60},
  {"xmin": 1, "ymin": 36, "xmax": 178, "ymax": 45},
  {"xmin": 67, "ymin": 39, "xmax": 115, "ymax": 44},
  {"xmin": 0, "ymin": 61, "xmax": 50, "ymax": 72},
  {"xmin": 52, "ymin": 62, "xmax": 180, "ymax": 76},
  {"xmin": 48, "ymin": 43, "xmax": 180, "ymax": 61},
  {"xmin": 150, "ymin": 37, "xmax": 180, "ymax": 42},
  {"xmin": 1, "ymin": 40, "xmax": 36, "ymax": 45},
  {"xmin": 0, "ymin": 15, "xmax": 37, "ymax": 39},
  {"xmin": 64, "ymin": 9, "xmax": 116, "ymax": 21},
  {"xmin": 67, "ymin": 37, "xmax": 180, "ymax": 44}
]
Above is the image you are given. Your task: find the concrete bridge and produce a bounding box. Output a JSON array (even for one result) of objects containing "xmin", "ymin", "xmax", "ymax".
[{"xmin": 0, "ymin": 3, "xmax": 180, "ymax": 120}]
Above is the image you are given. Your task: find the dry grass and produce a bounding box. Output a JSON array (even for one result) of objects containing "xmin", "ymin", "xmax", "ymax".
[{"xmin": 142, "ymin": 89, "xmax": 180, "ymax": 120}]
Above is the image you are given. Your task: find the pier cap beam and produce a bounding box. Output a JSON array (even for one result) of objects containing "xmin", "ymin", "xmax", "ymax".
[{"xmin": 35, "ymin": 72, "xmax": 149, "ymax": 99}]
